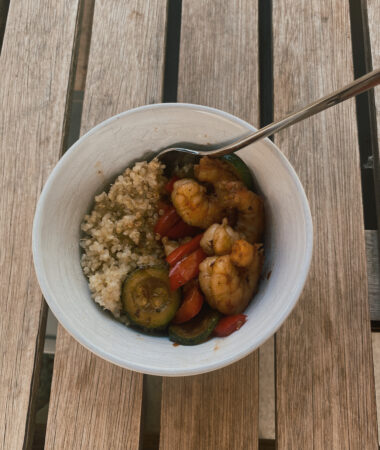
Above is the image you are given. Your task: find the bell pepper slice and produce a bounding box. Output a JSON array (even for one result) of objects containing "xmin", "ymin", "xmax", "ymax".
[
  {"xmin": 154, "ymin": 206, "xmax": 181, "ymax": 236},
  {"xmin": 213, "ymin": 314, "xmax": 247, "ymax": 337},
  {"xmin": 166, "ymin": 234, "xmax": 204, "ymax": 266},
  {"xmin": 169, "ymin": 248, "xmax": 206, "ymax": 291},
  {"xmin": 172, "ymin": 283, "xmax": 204, "ymax": 324},
  {"xmin": 165, "ymin": 220, "xmax": 200, "ymax": 239}
]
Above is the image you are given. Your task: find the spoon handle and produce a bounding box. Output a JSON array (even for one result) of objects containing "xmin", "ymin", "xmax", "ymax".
[{"xmin": 209, "ymin": 68, "xmax": 380, "ymax": 157}]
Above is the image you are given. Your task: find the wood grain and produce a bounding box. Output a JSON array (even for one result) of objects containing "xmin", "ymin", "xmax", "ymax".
[
  {"xmin": 367, "ymin": 230, "xmax": 380, "ymax": 321},
  {"xmin": 44, "ymin": 1, "xmax": 168, "ymax": 449},
  {"xmin": 0, "ymin": 1, "xmax": 80, "ymax": 448},
  {"xmin": 160, "ymin": 2, "xmax": 260, "ymax": 449},
  {"xmin": 371, "ymin": 333, "xmax": 380, "ymax": 442},
  {"xmin": 273, "ymin": 1, "xmax": 378, "ymax": 448},
  {"xmin": 45, "ymin": 331, "xmax": 144, "ymax": 450},
  {"xmin": 161, "ymin": 360, "xmax": 259, "ymax": 450},
  {"xmin": 80, "ymin": 0, "xmax": 167, "ymax": 134}
]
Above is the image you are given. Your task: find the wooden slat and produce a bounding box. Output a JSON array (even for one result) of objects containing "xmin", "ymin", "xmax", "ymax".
[
  {"xmin": 44, "ymin": 1, "xmax": 167, "ymax": 449},
  {"xmin": 160, "ymin": 2, "xmax": 260, "ymax": 449},
  {"xmin": 371, "ymin": 333, "xmax": 380, "ymax": 441},
  {"xmin": 273, "ymin": 1, "xmax": 378, "ymax": 448},
  {"xmin": 0, "ymin": 1, "xmax": 81, "ymax": 448},
  {"xmin": 367, "ymin": 230, "xmax": 380, "ymax": 321}
]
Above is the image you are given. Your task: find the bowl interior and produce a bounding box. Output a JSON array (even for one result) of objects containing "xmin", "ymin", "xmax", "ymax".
[{"xmin": 33, "ymin": 104, "xmax": 312, "ymax": 376}]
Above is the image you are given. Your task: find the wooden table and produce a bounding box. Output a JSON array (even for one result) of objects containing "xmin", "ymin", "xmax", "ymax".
[{"xmin": 1, "ymin": 1, "xmax": 379, "ymax": 449}]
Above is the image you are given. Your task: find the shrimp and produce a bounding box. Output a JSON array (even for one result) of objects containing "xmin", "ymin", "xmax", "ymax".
[
  {"xmin": 171, "ymin": 178, "xmax": 224, "ymax": 228},
  {"xmin": 194, "ymin": 156, "xmax": 239, "ymax": 184},
  {"xmin": 171, "ymin": 156, "xmax": 264, "ymax": 240},
  {"xmin": 195, "ymin": 157, "xmax": 264, "ymax": 243},
  {"xmin": 200, "ymin": 218, "xmax": 240, "ymax": 255},
  {"xmin": 199, "ymin": 240, "xmax": 264, "ymax": 315},
  {"xmin": 218, "ymin": 180, "xmax": 264, "ymax": 244}
]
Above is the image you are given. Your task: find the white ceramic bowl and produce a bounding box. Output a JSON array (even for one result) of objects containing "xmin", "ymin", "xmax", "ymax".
[{"xmin": 33, "ymin": 103, "xmax": 312, "ymax": 376}]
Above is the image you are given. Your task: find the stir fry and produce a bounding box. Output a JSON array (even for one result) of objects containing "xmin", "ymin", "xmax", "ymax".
[{"xmin": 121, "ymin": 155, "xmax": 265, "ymax": 345}]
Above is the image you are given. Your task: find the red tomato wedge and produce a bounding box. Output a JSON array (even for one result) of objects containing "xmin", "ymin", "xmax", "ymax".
[
  {"xmin": 154, "ymin": 207, "xmax": 181, "ymax": 236},
  {"xmin": 165, "ymin": 220, "xmax": 200, "ymax": 239},
  {"xmin": 165, "ymin": 176, "xmax": 180, "ymax": 193},
  {"xmin": 172, "ymin": 284, "xmax": 204, "ymax": 324},
  {"xmin": 166, "ymin": 234, "xmax": 204, "ymax": 267},
  {"xmin": 213, "ymin": 314, "xmax": 247, "ymax": 337},
  {"xmin": 169, "ymin": 248, "xmax": 207, "ymax": 291}
]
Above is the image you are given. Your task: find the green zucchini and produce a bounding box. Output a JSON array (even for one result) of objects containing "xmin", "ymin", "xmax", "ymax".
[
  {"xmin": 121, "ymin": 267, "xmax": 180, "ymax": 331},
  {"xmin": 169, "ymin": 306, "xmax": 221, "ymax": 346},
  {"xmin": 222, "ymin": 154, "xmax": 255, "ymax": 190}
]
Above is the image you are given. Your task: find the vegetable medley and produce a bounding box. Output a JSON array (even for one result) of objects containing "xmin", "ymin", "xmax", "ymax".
[{"xmin": 122, "ymin": 155, "xmax": 265, "ymax": 345}]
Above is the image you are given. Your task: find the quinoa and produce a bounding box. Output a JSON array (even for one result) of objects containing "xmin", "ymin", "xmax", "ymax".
[{"xmin": 80, "ymin": 160, "xmax": 167, "ymax": 318}]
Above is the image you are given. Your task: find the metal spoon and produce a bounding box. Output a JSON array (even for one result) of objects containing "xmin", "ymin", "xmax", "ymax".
[{"xmin": 157, "ymin": 68, "xmax": 380, "ymax": 168}]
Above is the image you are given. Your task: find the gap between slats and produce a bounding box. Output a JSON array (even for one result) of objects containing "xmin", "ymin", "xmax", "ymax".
[
  {"xmin": 0, "ymin": 0, "xmax": 10, "ymax": 53},
  {"xmin": 349, "ymin": 0, "xmax": 378, "ymax": 231},
  {"xmin": 364, "ymin": 0, "xmax": 380, "ymax": 331}
]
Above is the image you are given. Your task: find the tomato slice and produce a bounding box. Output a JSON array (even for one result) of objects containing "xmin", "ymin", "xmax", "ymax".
[
  {"xmin": 166, "ymin": 234, "xmax": 204, "ymax": 266},
  {"xmin": 154, "ymin": 207, "xmax": 181, "ymax": 236},
  {"xmin": 213, "ymin": 314, "xmax": 247, "ymax": 337},
  {"xmin": 165, "ymin": 176, "xmax": 180, "ymax": 193},
  {"xmin": 165, "ymin": 219, "xmax": 199, "ymax": 239},
  {"xmin": 172, "ymin": 283, "xmax": 204, "ymax": 324},
  {"xmin": 169, "ymin": 248, "xmax": 207, "ymax": 291}
]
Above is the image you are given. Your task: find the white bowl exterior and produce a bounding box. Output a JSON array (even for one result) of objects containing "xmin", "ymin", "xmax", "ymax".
[{"xmin": 33, "ymin": 104, "xmax": 312, "ymax": 376}]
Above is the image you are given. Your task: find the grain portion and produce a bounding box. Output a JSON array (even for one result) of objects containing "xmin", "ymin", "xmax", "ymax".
[{"xmin": 80, "ymin": 160, "xmax": 166, "ymax": 317}]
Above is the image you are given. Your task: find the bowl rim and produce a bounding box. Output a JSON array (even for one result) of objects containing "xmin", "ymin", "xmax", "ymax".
[{"xmin": 33, "ymin": 102, "xmax": 313, "ymax": 376}]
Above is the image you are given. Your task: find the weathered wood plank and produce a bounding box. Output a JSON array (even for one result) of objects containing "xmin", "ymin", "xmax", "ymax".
[
  {"xmin": 160, "ymin": 1, "xmax": 260, "ymax": 449},
  {"xmin": 273, "ymin": 1, "xmax": 378, "ymax": 448},
  {"xmin": 45, "ymin": 1, "xmax": 168, "ymax": 449},
  {"xmin": 367, "ymin": 230, "xmax": 380, "ymax": 321},
  {"xmin": 0, "ymin": 0, "xmax": 81, "ymax": 448},
  {"xmin": 371, "ymin": 333, "xmax": 380, "ymax": 442}
]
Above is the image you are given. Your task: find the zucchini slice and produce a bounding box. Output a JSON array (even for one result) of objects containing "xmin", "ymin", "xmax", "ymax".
[
  {"xmin": 222, "ymin": 154, "xmax": 255, "ymax": 190},
  {"xmin": 122, "ymin": 267, "xmax": 180, "ymax": 331},
  {"xmin": 169, "ymin": 306, "xmax": 220, "ymax": 346}
]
